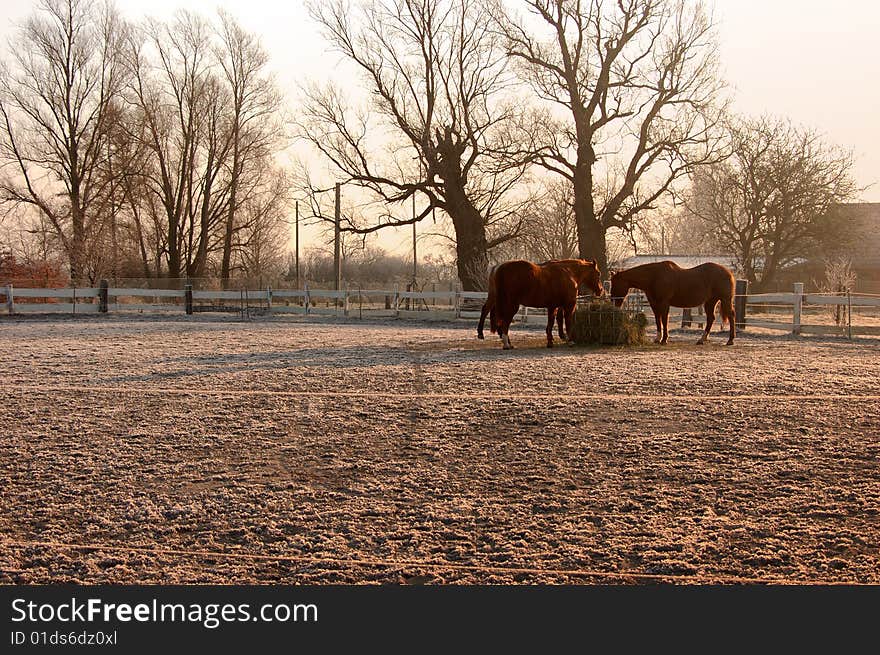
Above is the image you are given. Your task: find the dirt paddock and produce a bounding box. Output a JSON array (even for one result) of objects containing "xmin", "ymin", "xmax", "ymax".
[{"xmin": 1, "ymin": 315, "xmax": 878, "ymax": 584}]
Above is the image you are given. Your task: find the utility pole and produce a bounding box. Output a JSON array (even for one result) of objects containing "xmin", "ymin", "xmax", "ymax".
[
  {"xmin": 334, "ymin": 183, "xmax": 341, "ymax": 292},
  {"xmin": 412, "ymin": 194, "xmax": 417, "ymax": 285},
  {"xmin": 295, "ymin": 200, "xmax": 300, "ymax": 288}
]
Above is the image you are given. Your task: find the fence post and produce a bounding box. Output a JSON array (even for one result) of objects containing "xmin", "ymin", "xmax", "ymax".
[
  {"xmin": 304, "ymin": 283, "xmax": 310, "ymax": 315},
  {"xmin": 4, "ymin": 284, "xmax": 12, "ymax": 314},
  {"xmin": 847, "ymin": 291, "xmax": 852, "ymax": 340},
  {"xmin": 99, "ymin": 279, "xmax": 109, "ymax": 313},
  {"xmin": 522, "ymin": 305, "xmax": 529, "ymax": 324},
  {"xmin": 266, "ymin": 285, "xmax": 272, "ymax": 313},
  {"xmin": 343, "ymin": 286, "xmax": 350, "ymax": 317},
  {"xmin": 393, "ymin": 284, "xmax": 400, "ymax": 318},
  {"xmin": 454, "ymin": 285, "xmax": 461, "ymax": 319},
  {"xmin": 792, "ymin": 282, "xmax": 804, "ymax": 335},
  {"xmin": 681, "ymin": 307, "xmax": 692, "ymax": 328},
  {"xmin": 734, "ymin": 279, "xmax": 749, "ymax": 330},
  {"xmin": 184, "ymin": 284, "xmax": 193, "ymax": 315}
]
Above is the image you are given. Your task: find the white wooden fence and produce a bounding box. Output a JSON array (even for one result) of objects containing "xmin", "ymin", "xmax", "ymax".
[{"xmin": 3, "ymin": 282, "xmax": 879, "ymax": 337}]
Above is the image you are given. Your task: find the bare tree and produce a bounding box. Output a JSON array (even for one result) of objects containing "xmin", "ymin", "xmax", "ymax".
[
  {"xmin": 816, "ymin": 255, "xmax": 856, "ymax": 326},
  {"xmin": 688, "ymin": 115, "xmax": 859, "ymax": 290},
  {"xmin": 231, "ymin": 166, "xmax": 291, "ymax": 280},
  {"xmin": 494, "ymin": 0, "xmax": 727, "ymax": 273},
  {"xmin": 122, "ymin": 11, "xmax": 219, "ymax": 279},
  {"xmin": 518, "ymin": 180, "xmax": 578, "ymax": 261},
  {"xmin": 215, "ymin": 10, "xmax": 282, "ymax": 286},
  {"xmin": 301, "ymin": 0, "xmax": 531, "ymax": 290},
  {"xmin": 0, "ymin": 0, "xmax": 129, "ymax": 282}
]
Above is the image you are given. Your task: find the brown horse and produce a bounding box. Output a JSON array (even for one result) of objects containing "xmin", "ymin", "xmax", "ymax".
[
  {"xmin": 610, "ymin": 261, "xmax": 736, "ymax": 345},
  {"xmin": 478, "ymin": 262, "xmax": 565, "ymax": 342},
  {"xmin": 484, "ymin": 259, "xmax": 603, "ymax": 349}
]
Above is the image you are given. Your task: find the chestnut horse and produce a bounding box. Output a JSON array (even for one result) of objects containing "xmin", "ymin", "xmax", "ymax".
[
  {"xmin": 477, "ymin": 262, "xmax": 566, "ymax": 343},
  {"xmin": 481, "ymin": 259, "xmax": 603, "ymax": 349},
  {"xmin": 610, "ymin": 261, "xmax": 736, "ymax": 345}
]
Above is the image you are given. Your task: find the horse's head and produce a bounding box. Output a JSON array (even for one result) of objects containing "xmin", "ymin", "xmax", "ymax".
[
  {"xmin": 609, "ymin": 272, "xmax": 629, "ymax": 308},
  {"xmin": 575, "ymin": 259, "xmax": 604, "ymax": 297}
]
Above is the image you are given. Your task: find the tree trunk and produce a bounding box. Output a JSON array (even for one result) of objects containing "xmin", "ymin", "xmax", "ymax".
[
  {"xmin": 190, "ymin": 165, "xmax": 214, "ymax": 279},
  {"xmin": 579, "ymin": 217, "xmax": 608, "ymax": 275},
  {"xmin": 220, "ymin": 215, "xmax": 235, "ymax": 289},
  {"xmin": 445, "ymin": 183, "xmax": 489, "ymax": 291},
  {"xmin": 220, "ymin": 128, "xmax": 241, "ymax": 289},
  {"xmin": 571, "ymin": 138, "xmax": 608, "ymax": 275},
  {"xmin": 454, "ymin": 222, "xmax": 489, "ymax": 291},
  {"xmin": 70, "ymin": 204, "xmax": 86, "ymax": 284},
  {"xmin": 167, "ymin": 206, "xmax": 182, "ymax": 280},
  {"xmin": 573, "ymin": 177, "xmax": 607, "ymax": 274}
]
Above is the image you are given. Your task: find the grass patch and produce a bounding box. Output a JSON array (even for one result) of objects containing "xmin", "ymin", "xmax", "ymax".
[{"xmin": 571, "ymin": 301, "xmax": 648, "ymax": 346}]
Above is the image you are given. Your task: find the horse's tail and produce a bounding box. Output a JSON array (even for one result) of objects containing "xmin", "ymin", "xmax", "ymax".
[
  {"xmin": 489, "ymin": 305, "xmax": 497, "ymax": 334},
  {"xmin": 477, "ymin": 303, "xmax": 487, "ymax": 338},
  {"xmin": 720, "ymin": 276, "xmax": 736, "ymax": 342},
  {"xmin": 477, "ymin": 296, "xmax": 492, "ymax": 339},
  {"xmin": 479, "ymin": 265, "xmax": 498, "ymax": 337}
]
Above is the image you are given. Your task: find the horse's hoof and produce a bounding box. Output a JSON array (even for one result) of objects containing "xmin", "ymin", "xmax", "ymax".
[
  {"xmin": 477, "ymin": 334, "xmax": 484, "ymax": 340},
  {"xmin": 546, "ymin": 342, "xmax": 553, "ymax": 348},
  {"xmin": 696, "ymin": 339, "xmax": 706, "ymax": 345},
  {"xmin": 725, "ymin": 340, "xmax": 734, "ymax": 346}
]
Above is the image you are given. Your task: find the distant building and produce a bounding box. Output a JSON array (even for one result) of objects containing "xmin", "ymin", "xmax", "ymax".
[{"xmin": 843, "ymin": 202, "xmax": 880, "ymax": 291}]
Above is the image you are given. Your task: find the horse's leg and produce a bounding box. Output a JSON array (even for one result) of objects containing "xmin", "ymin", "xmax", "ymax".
[
  {"xmin": 659, "ymin": 303, "xmax": 671, "ymax": 344},
  {"xmin": 563, "ymin": 301, "xmax": 576, "ymax": 344},
  {"xmin": 697, "ymin": 300, "xmax": 716, "ymax": 345},
  {"xmin": 546, "ymin": 307, "xmax": 556, "ymax": 348},
  {"xmin": 556, "ymin": 307, "xmax": 566, "ymax": 340},
  {"xmin": 649, "ymin": 301, "xmax": 663, "ymax": 343},
  {"xmin": 500, "ymin": 304, "xmax": 516, "ymax": 350}
]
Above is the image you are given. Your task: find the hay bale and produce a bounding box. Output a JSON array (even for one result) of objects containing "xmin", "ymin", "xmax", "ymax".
[{"xmin": 571, "ymin": 301, "xmax": 647, "ymax": 346}]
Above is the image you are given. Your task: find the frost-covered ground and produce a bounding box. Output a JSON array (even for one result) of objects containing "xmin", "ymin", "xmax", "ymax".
[{"xmin": 1, "ymin": 314, "xmax": 878, "ymax": 584}]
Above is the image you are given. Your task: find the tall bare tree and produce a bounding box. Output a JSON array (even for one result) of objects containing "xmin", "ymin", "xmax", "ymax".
[
  {"xmin": 215, "ymin": 10, "xmax": 282, "ymax": 286},
  {"xmin": 494, "ymin": 0, "xmax": 727, "ymax": 273},
  {"xmin": 301, "ymin": 0, "xmax": 530, "ymax": 290},
  {"xmin": 688, "ymin": 115, "xmax": 859, "ymax": 290},
  {"xmin": 123, "ymin": 11, "xmax": 237, "ymax": 280},
  {"xmin": 234, "ymin": 171, "xmax": 291, "ymax": 280},
  {"xmin": 0, "ymin": 0, "xmax": 129, "ymax": 282}
]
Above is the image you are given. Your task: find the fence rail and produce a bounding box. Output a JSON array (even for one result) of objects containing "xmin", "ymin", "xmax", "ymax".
[{"xmin": 2, "ymin": 281, "xmax": 879, "ymax": 338}]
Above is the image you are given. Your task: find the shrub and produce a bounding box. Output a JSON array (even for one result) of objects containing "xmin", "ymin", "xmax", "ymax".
[{"xmin": 571, "ymin": 301, "xmax": 648, "ymax": 346}]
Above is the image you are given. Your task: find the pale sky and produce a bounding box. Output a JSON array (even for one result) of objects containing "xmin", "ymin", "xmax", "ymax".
[{"xmin": 1, "ymin": 0, "xmax": 878, "ymax": 257}]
